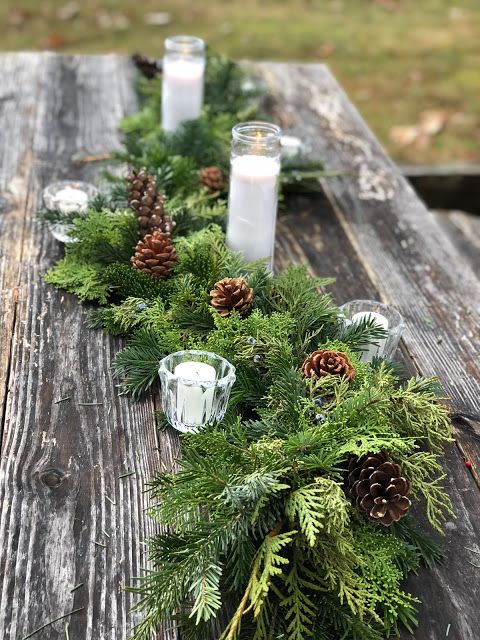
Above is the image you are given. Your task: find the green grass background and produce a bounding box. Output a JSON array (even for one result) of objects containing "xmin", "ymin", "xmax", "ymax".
[{"xmin": 2, "ymin": 0, "xmax": 479, "ymax": 164}]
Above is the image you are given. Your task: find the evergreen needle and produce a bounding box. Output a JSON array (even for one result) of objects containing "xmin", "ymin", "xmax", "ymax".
[
  {"xmin": 54, "ymin": 396, "xmax": 71, "ymax": 404},
  {"xmin": 102, "ymin": 529, "xmax": 111, "ymax": 538},
  {"xmin": 22, "ymin": 607, "xmax": 84, "ymax": 639},
  {"xmin": 445, "ymin": 623, "xmax": 451, "ymax": 636},
  {"xmin": 94, "ymin": 541, "xmax": 107, "ymax": 548},
  {"xmin": 65, "ymin": 622, "xmax": 70, "ymax": 640},
  {"xmin": 105, "ymin": 494, "xmax": 116, "ymax": 505},
  {"xmin": 118, "ymin": 471, "xmax": 136, "ymax": 479},
  {"xmin": 70, "ymin": 583, "xmax": 83, "ymax": 593},
  {"xmin": 77, "ymin": 402, "xmax": 103, "ymax": 406}
]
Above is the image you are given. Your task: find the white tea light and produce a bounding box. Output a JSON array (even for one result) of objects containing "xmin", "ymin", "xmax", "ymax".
[
  {"xmin": 162, "ymin": 36, "xmax": 205, "ymax": 132},
  {"xmin": 352, "ymin": 311, "xmax": 389, "ymax": 362},
  {"xmin": 42, "ymin": 180, "xmax": 99, "ymax": 244},
  {"xmin": 53, "ymin": 186, "xmax": 89, "ymax": 214},
  {"xmin": 158, "ymin": 350, "xmax": 236, "ymax": 433},
  {"xmin": 226, "ymin": 122, "xmax": 282, "ymax": 272},
  {"xmin": 174, "ymin": 360, "xmax": 216, "ymax": 428}
]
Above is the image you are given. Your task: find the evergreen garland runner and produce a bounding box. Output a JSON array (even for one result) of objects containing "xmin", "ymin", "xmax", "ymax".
[{"xmin": 39, "ymin": 54, "xmax": 454, "ymax": 640}]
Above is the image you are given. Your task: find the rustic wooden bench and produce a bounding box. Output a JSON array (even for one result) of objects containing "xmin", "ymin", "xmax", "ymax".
[{"xmin": 0, "ymin": 53, "xmax": 479, "ymax": 640}]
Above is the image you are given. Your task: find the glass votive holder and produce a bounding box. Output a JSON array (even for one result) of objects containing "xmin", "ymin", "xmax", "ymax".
[
  {"xmin": 226, "ymin": 121, "xmax": 282, "ymax": 271},
  {"xmin": 161, "ymin": 35, "xmax": 206, "ymax": 132},
  {"xmin": 158, "ymin": 350, "xmax": 236, "ymax": 433},
  {"xmin": 339, "ymin": 300, "xmax": 405, "ymax": 362},
  {"xmin": 43, "ymin": 180, "xmax": 98, "ymax": 243}
]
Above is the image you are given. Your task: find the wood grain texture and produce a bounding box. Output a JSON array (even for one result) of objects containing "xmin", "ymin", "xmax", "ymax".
[
  {"xmin": 259, "ymin": 62, "xmax": 480, "ymax": 423},
  {"xmin": 276, "ymin": 194, "xmax": 480, "ymax": 640},
  {"xmin": 1, "ymin": 53, "xmax": 479, "ymax": 640},
  {"xmin": 0, "ymin": 53, "xmax": 179, "ymax": 640}
]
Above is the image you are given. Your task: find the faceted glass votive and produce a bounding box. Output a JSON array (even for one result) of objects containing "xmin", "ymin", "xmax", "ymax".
[
  {"xmin": 158, "ymin": 350, "xmax": 236, "ymax": 433},
  {"xmin": 339, "ymin": 300, "xmax": 405, "ymax": 362},
  {"xmin": 43, "ymin": 180, "xmax": 98, "ymax": 243},
  {"xmin": 162, "ymin": 35, "xmax": 206, "ymax": 132},
  {"xmin": 226, "ymin": 121, "xmax": 282, "ymax": 272}
]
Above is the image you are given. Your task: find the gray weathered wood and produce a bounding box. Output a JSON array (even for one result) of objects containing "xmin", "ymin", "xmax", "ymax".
[
  {"xmin": 259, "ymin": 62, "xmax": 480, "ymax": 421},
  {"xmin": 1, "ymin": 53, "xmax": 480, "ymax": 640},
  {"xmin": 0, "ymin": 53, "xmax": 179, "ymax": 640},
  {"xmin": 276, "ymin": 195, "xmax": 480, "ymax": 640}
]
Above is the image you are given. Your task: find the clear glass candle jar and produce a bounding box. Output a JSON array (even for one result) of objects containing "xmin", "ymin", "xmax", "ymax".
[
  {"xmin": 42, "ymin": 180, "xmax": 98, "ymax": 243},
  {"xmin": 158, "ymin": 350, "xmax": 236, "ymax": 433},
  {"xmin": 339, "ymin": 300, "xmax": 405, "ymax": 362},
  {"xmin": 161, "ymin": 35, "xmax": 206, "ymax": 132},
  {"xmin": 226, "ymin": 122, "xmax": 282, "ymax": 271}
]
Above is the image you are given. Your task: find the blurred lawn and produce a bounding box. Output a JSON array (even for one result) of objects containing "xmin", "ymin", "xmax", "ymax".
[{"xmin": 1, "ymin": 0, "xmax": 480, "ymax": 165}]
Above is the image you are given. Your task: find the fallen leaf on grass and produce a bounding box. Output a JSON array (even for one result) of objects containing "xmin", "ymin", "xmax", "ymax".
[
  {"xmin": 390, "ymin": 110, "xmax": 448, "ymax": 147},
  {"xmin": 57, "ymin": 1, "xmax": 79, "ymax": 21},
  {"xmin": 143, "ymin": 12, "xmax": 171, "ymax": 26},
  {"xmin": 389, "ymin": 125, "xmax": 419, "ymax": 147},
  {"xmin": 7, "ymin": 7, "xmax": 31, "ymax": 27},
  {"xmin": 46, "ymin": 33, "xmax": 67, "ymax": 49},
  {"xmin": 96, "ymin": 10, "xmax": 130, "ymax": 30}
]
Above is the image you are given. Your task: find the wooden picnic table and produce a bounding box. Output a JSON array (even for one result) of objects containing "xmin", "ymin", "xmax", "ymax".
[{"xmin": 0, "ymin": 53, "xmax": 479, "ymax": 640}]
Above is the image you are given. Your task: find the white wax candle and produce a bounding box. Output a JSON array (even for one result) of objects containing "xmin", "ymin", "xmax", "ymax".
[
  {"xmin": 162, "ymin": 58, "xmax": 205, "ymax": 132},
  {"xmin": 174, "ymin": 361, "xmax": 216, "ymax": 430},
  {"xmin": 226, "ymin": 154, "xmax": 280, "ymax": 271},
  {"xmin": 53, "ymin": 186, "xmax": 89, "ymax": 214},
  {"xmin": 352, "ymin": 311, "xmax": 389, "ymax": 362}
]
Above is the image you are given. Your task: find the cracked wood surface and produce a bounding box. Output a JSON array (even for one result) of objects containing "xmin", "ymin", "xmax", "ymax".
[{"xmin": 0, "ymin": 54, "xmax": 479, "ymax": 640}]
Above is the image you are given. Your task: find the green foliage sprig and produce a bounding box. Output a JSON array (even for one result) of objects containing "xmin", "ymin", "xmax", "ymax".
[{"xmin": 39, "ymin": 53, "xmax": 454, "ymax": 640}]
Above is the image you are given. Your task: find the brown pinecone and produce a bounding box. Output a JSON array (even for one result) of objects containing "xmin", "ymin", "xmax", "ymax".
[
  {"xmin": 131, "ymin": 53, "xmax": 162, "ymax": 79},
  {"xmin": 210, "ymin": 277, "xmax": 254, "ymax": 318},
  {"xmin": 130, "ymin": 231, "xmax": 177, "ymax": 279},
  {"xmin": 346, "ymin": 451, "xmax": 411, "ymax": 526},
  {"xmin": 199, "ymin": 166, "xmax": 224, "ymax": 193},
  {"xmin": 126, "ymin": 168, "xmax": 173, "ymax": 235},
  {"xmin": 302, "ymin": 349, "xmax": 355, "ymax": 381}
]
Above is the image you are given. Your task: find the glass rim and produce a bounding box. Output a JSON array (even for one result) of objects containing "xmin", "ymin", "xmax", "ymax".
[
  {"xmin": 232, "ymin": 121, "xmax": 282, "ymax": 145},
  {"xmin": 339, "ymin": 299, "xmax": 405, "ymax": 329},
  {"xmin": 165, "ymin": 35, "xmax": 205, "ymax": 54},
  {"xmin": 159, "ymin": 350, "xmax": 236, "ymax": 387}
]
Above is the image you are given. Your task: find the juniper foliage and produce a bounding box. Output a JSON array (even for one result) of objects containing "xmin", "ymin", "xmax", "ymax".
[{"xmin": 39, "ymin": 52, "xmax": 454, "ymax": 640}]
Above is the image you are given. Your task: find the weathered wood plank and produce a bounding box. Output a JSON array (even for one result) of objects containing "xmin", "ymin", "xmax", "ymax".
[
  {"xmin": 276, "ymin": 193, "xmax": 480, "ymax": 640},
  {"xmin": 259, "ymin": 62, "xmax": 480, "ymax": 424},
  {"xmin": 0, "ymin": 53, "xmax": 179, "ymax": 640}
]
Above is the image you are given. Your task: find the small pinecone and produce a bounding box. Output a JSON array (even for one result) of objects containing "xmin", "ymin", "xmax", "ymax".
[
  {"xmin": 126, "ymin": 168, "xmax": 173, "ymax": 235},
  {"xmin": 346, "ymin": 451, "xmax": 411, "ymax": 526},
  {"xmin": 199, "ymin": 166, "xmax": 224, "ymax": 193},
  {"xmin": 131, "ymin": 53, "xmax": 162, "ymax": 79},
  {"xmin": 302, "ymin": 349, "xmax": 355, "ymax": 381},
  {"xmin": 210, "ymin": 277, "xmax": 254, "ymax": 318},
  {"xmin": 131, "ymin": 231, "xmax": 177, "ymax": 279}
]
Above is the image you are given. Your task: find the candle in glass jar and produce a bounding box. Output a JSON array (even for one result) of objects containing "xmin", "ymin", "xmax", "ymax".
[
  {"xmin": 53, "ymin": 186, "xmax": 89, "ymax": 213},
  {"xmin": 174, "ymin": 360, "xmax": 216, "ymax": 428},
  {"xmin": 162, "ymin": 36, "xmax": 205, "ymax": 132},
  {"xmin": 226, "ymin": 122, "xmax": 281, "ymax": 271},
  {"xmin": 352, "ymin": 311, "xmax": 389, "ymax": 361}
]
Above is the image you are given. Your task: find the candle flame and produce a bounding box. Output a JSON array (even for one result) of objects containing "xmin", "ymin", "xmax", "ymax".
[{"xmin": 254, "ymin": 130, "xmax": 262, "ymax": 154}]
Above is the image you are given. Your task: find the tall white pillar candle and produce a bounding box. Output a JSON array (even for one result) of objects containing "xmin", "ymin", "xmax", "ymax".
[
  {"xmin": 161, "ymin": 36, "xmax": 205, "ymax": 132},
  {"xmin": 173, "ymin": 361, "xmax": 216, "ymax": 429},
  {"xmin": 352, "ymin": 311, "xmax": 389, "ymax": 362},
  {"xmin": 226, "ymin": 122, "xmax": 282, "ymax": 272},
  {"xmin": 227, "ymin": 155, "xmax": 280, "ymax": 269}
]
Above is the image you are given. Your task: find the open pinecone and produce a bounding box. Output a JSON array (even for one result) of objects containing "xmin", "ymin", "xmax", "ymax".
[
  {"xmin": 210, "ymin": 277, "xmax": 254, "ymax": 318},
  {"xmin": 346, "ymin": 451, "xmax": 411, "ymax": 526},
  {"xmin": 302, "ymin": 349, "xmax": 355, "ymax": 381},
  {"xmin": 199, "ymin": 166, "xmax": 224, "ymax": 193},
  {"xmin": 131, "ymin": 53, "xmax": 162, "ymax": 79},
  {"xmin": 126, "ymin": 168, "xmax": 173, "ymax": 235},
  {"xmin": 131, "ymin": 231, "xmax": 177, "ymax": 279}
]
